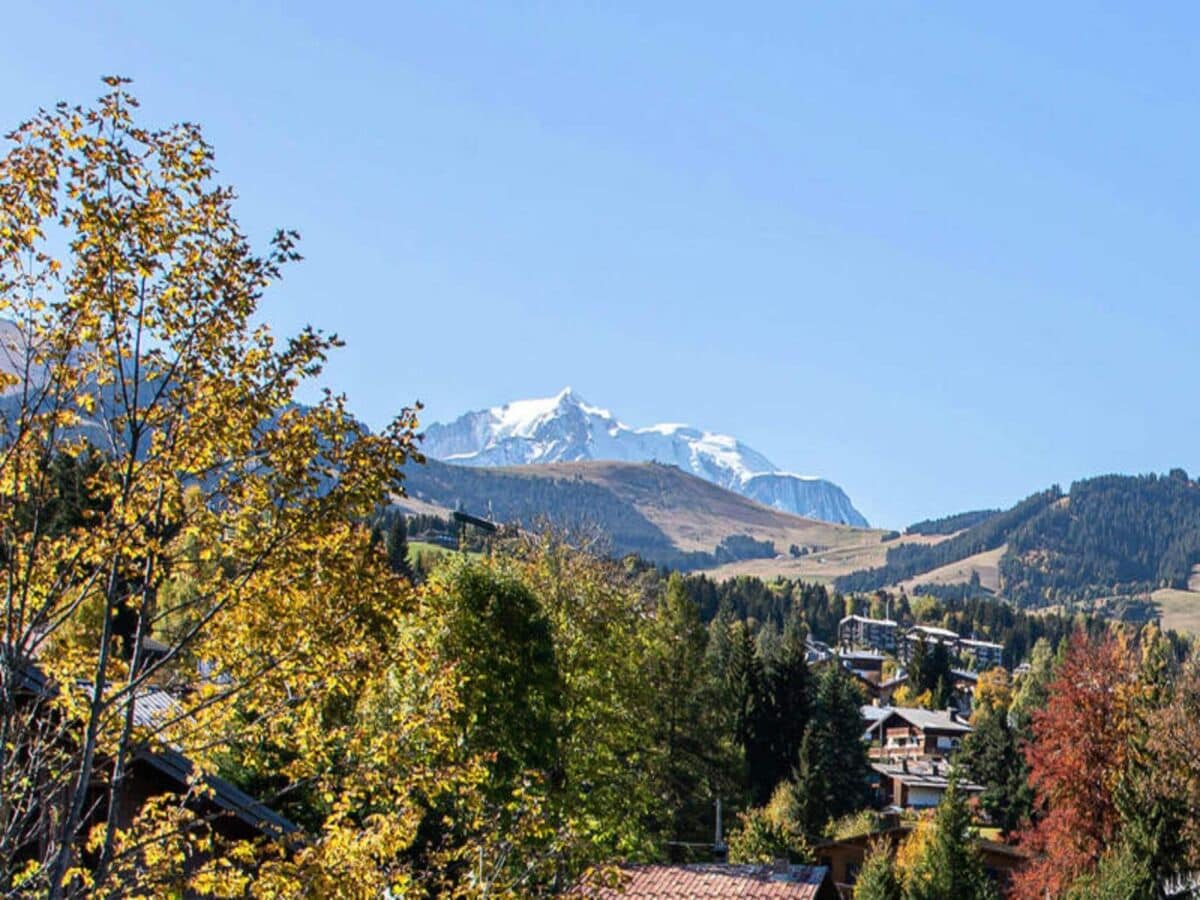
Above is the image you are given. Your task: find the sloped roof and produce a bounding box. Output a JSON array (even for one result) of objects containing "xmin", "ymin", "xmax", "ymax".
[
  {"xmin": 866, "ymin": 706, "xmax": 972, "ymax": 735},
  {"xmin": 872, "ymin": 761, "xmax": 983, "ymax": 792},
  {"xmin": 574, "ymin": 864, "xmax": 833, "ymax": 898},
  {"xmin": 7, "ymin": 654, "xmax": 297, "ymax": 838}
]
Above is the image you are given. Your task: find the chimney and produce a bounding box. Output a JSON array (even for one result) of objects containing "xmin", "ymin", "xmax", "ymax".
[{"xmin": 712, "ymin": 798, "xmax": 727, "ymax": 862}]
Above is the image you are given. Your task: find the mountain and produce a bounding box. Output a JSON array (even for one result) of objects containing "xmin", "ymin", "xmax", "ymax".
[
  {"xmin": 395, "ymin": 457, "xmax": 884, "ymax": 571},
  {"xmin": 420, "ymin": 388, "xmax": 868, "ymax": 527},
  {"xmin": 835, "ymin": 471, "xmax": 1200, "ymax": 623}
]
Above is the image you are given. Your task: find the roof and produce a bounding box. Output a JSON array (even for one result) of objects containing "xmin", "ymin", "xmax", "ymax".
[
  {"xmin": 839, "ymin": 615, "xmax": 897, "ymax": 627},
  {"xmin": 866, "ymin": 707, "xmax": 972, "ymax": 736},
  {"xmin": 960, "ymin": 638, "xmax": 1003, "ymax": 650},
  {"xmin": 860, "ymin": 705, "xmax": 890, "ymax": 723},
  {"xmin": 573, "ymin": 864, "xmax": 833, "ymax": 898},
  {"xmin": 7, "ymin": 655, "xmax": 297, "ymax": 839},
  {"xmin": 871, "ymin": 761, "xmax": 983, "ymax": 792},
  {"xmin": 907, "ymin": 625, "xmax": 960, "ymax": 640},
  {"xmin": 837, "ymin": 649, "xmax": 887, "ymax": 661}
]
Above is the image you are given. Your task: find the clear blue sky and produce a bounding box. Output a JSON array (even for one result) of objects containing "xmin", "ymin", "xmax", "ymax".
[{"xmin": 5, "ymin": 3, "xmax": 1199, "ymax": 528}]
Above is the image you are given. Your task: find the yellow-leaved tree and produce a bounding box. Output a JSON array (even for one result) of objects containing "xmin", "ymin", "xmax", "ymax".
[{"xmin": 0, "ymin": 78, "xmax": 486, "ymax": 897}]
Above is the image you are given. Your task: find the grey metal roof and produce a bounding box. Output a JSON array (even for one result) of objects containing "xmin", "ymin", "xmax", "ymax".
[
  {"xmin": 871, "ymin": 761, "xmax": 983, "ymax": 792},
  {"xmin": 866, "ymin": 706, "xmax": 973, "ymax": 735}
]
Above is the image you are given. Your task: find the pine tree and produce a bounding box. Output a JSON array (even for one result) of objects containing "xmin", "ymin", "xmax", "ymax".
[
  {"xmin": 957, "ymin": 705, "xmax": 1030, "ymax": 834},
  {"xmin": 793, "ymin": 663, "xmax": 870, "ymax": 834},
  {"xmin": 386, "ymin": 513, "xmax": 415, "ymax": 581},
  {"xmin": 649, "ymin": 573, "xmax": 719, "ymax": 842},
  {"xmin": 728, "ymin": 621, "xmax": 774, "ymax": 802},
  {"xmin": 764, "ymin": 611, "xmax": 811, "ymax": 796},
  {"xmin": 905, "ymin": 779, "xmax": 995, "ymax": 900}
]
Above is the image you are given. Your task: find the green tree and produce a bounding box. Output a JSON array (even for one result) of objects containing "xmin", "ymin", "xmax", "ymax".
[
  {"xmin": 386, "ymin": 513, "xmax": 415, "ymax": 581},
  {"xmin": 726, "ymin": 781, "xmax": 813, "ymax": 864},
  {"xmin": 1009, "ymin": 637, "xmax": 1055, "ymax": 735},
  {"xmin": 763, "ymin": 611, "xmax": 811, "ymax": 798},
  {"xmin": 855, "ymin": 839, "xmax": 902, "ymax": 900},
  {"xmin": 957, "ymin": 705, "xmax": 1030, "ymax": 834},
  {"xmin": 1063, "ymin": 841, "xmax": 1153, "ymax": 900},
  {"xmin": 647, "ymin": 573, "xmax": 728, "ymax": 843},
  {"xmin": 793, "ymin": 663, "xmax": 870, "ymax": 835},
  {"xmin": 903, "ymin": 779, "xmax": 994, "ymax": 900},
  {"xmin": 432, "ymin": 555, "xmax": 561, "ymax": 788}
]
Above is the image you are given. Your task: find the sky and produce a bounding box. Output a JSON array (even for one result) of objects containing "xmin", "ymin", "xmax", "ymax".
[{"xmin": 4, "ymin": 3, "xmax": 1199, "ymax": 528}]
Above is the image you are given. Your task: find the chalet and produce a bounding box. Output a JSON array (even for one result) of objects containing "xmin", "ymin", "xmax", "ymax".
[
  {"xmin": 865, "ymin": 706, "xmax": 972, "ymax": 761},
  {"xmin": 815, "ymin": 826, "xmax": 1028, "ymax": 897},
  {"xmin": 837, "ymin": 615, "xmax": 898, "ymax": 654},
  {"xmin": 806, "ymin": 636, "xmax": 834, "ymax": 665},
  {"xmin": 871, "ymin": 758, "xmax": 983, "ymax": 811},
  {"xmin": 836, "ymin": 649, "xmax": 887, "ymax": 682},
  {"xmin": 571, "ymin": 863, "xmax": 838, "ymax": 899},
  {"xmin": 6, "ymin": 657, "xmax": 296, "ymax": 870}
]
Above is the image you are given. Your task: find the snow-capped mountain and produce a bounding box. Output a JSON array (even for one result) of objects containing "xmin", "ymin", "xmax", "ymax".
[{"xmin": 421, "ymin": 388, "xmax": 869, "ymax": 527}]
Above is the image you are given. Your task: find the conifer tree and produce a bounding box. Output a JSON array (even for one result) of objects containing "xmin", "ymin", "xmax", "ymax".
[
  {"xmin": 386, "ymin": 513, "xmax": 415, "ymax": 581},
  {"xmin": 904, "ymin": 779, "xmax": 994, "ymax": 900}
]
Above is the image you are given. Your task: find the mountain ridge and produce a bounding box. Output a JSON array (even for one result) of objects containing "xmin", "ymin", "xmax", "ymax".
[{"xmin": 420, "ymin": 388, "xmax": 868, "ymax": 527}]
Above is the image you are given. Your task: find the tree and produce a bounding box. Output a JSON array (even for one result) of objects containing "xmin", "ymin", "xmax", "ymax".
[
  {"xmin": 901, "ymin": 780, "xmax": 994, "ymax": 900},
  {"xmin": 431, "ymin": 555, "xmax": 561, "ymax": 788},
  {"xmin": 957, "ymin": 704, "xmax": 1030, "ymax": 835},
  {"xmin": 646, "ymin": 573, "xmax": 729, "ymax": 844},
  {"xmin": 761, "ymin": 611, "xmax": 811, "ymax": 799},
  {"xmin": 726, "ymin": 781, "xmax": 812, "ymax": 864},
  {"xmin": 727, "ymin": 620, "xmax": 774, "ymax": 803},
  {"xmin": 1008, "ymin": 637, "xmax": 1055, "ymax": 736},
  {"xmin": 854, "ymin": 839, "xmax": 901, "ymax": 900},
  {"xmin": 386, "ymin": 513, "xmax": 415, "ymax": 581},
  {"xmin": 0, "ymin": 79, "xmax": 496, "ymax": 896},
  {"xmin": 793, "ymin": 663, "xmax": 870, "ymax": 835},
  {"xmin": 1012, "ymin": 631, "xmax": 1137, "ymax": 900}
]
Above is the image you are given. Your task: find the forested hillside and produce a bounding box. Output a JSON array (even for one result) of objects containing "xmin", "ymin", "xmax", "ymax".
[
  {"xmin": 905, "ymin": 508, "xmax": 1000, "ymax": 536},
  {"xmin": 1001, "ymin": 470, "xmax": 1200, "ymax": 605},
  {"xmin": 836, "ymin": 489, "xmax": 1060, "ymax": 593},
  {"xmin": 839, "ymin": 472, "xmax": 1200, "ymax": 611}
]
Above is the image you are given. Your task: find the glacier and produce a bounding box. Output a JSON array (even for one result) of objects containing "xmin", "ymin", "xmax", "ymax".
[{"xmin": 421, "ymin": 388, "xmax": 869, "ymax": 527}]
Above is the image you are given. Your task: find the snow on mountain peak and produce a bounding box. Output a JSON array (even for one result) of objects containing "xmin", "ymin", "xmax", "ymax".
[{"xmin": 422, "ymin": 391, "xmax": 868, "ymax": 526}]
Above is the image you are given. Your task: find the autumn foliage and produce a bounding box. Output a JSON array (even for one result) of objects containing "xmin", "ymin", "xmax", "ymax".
[{"xmin": 1011, "ymin": 631, "xmax": 1136, "ymax": 899}]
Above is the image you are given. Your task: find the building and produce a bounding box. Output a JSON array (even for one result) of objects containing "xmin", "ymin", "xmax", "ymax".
[
  {"xmin": 8, "ymin": 656, "xmax": 296, "ymax": 866},
  {"xmin": 871, "ymin": 758, "xmax": 983, "ymax": 810},
  {"xmin": 838, "ymin": 615, "xmax": 898, "ymax": 653},
  {"xmin": 960, "ymin": 638, "xmax": 1004, "ymax": 669},
  {"xmin": 899, "ymin": 625, "xmax": 960, "ymax": 663},
  {"xmin": 865, "ymin": 706, "xmax": 973, "ymax": 761},
  {"xmin": 815, "ymin": 826, "xmax": 1028, "ymax": 897},
  {"xmin": 836, "ymin": 649, "xmax": 888, "ymax": 682},
  {"xmin": 570, "ymin": 864, "xmax": 838, "ymax": 899}
]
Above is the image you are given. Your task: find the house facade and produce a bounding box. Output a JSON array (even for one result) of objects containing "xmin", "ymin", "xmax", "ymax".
[
  {"xmin": 865, "ymin": 707, "xmax": 973, "ymax": 761},
  {"xmin": 837, "ymin": 615, "xmax": 898, "ymax": 653}
]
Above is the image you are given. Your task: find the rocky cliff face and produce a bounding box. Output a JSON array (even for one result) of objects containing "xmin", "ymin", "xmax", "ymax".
[{"xmin": 421, "ymin": 388, "xmax": 869, "ymax": 527}]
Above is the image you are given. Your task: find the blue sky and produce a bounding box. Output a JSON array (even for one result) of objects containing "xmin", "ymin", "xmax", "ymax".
[{"xmin": 4, "ymin": 3, "xmax": 1199, "ymax": 527}]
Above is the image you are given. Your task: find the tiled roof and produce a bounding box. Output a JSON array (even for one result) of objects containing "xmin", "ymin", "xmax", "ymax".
[{"xmin": 573, "ymin": 864, "xmax": 832, "ymax": 898}]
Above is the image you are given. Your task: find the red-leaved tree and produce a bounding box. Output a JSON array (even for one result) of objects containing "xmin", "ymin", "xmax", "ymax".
[{"xmin": 1011, "ymin": 629, "xmax": 1137, "ymax": 899}]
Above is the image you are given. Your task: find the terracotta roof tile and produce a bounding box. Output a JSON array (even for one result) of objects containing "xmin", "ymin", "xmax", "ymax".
[{"xmin": 572, "ymin": 863, "xmax": 831, "ymax": 898}]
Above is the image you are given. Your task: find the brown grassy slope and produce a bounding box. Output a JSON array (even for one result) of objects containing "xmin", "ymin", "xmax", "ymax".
[{"xmin": 392, "ymin": 458, "xmax": 885, "ymax": 561}]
